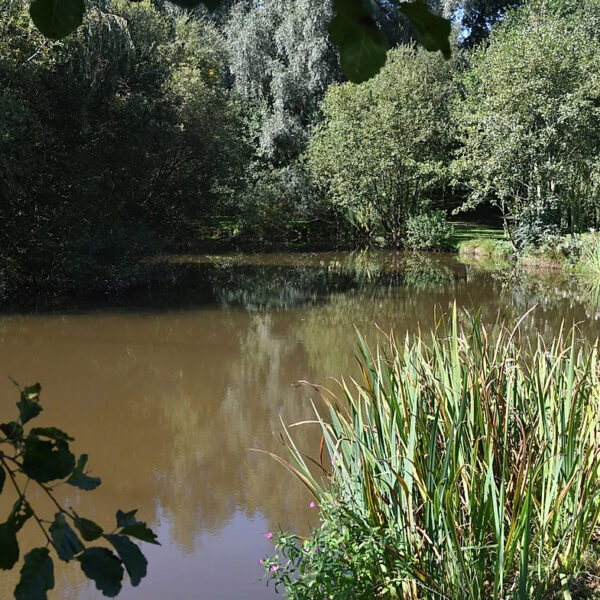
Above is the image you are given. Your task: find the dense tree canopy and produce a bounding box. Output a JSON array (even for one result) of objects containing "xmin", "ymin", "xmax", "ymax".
[
  {"xmin": 307, "ymin": 46, "xmax": 456, "ymax": 245},
  {"xmin": 454, "ymin": 1, "xmax": 600, "ymax": 242}
]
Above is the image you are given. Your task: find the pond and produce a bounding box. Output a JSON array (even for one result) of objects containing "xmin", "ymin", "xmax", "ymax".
[{"xmin": 0, "ymin": 251, "xmax": 598, "ymax": 599}]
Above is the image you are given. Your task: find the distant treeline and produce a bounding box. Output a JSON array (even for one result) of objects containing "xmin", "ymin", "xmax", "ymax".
[{"xmin": 1, "ymin": 0, "xmax": 600, "ymax": 291}]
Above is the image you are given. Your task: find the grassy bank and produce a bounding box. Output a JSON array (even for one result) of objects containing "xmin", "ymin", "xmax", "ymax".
[
  {"xmin": 457, "ymin": 228, "xmax": 600, "ymax": 274},
  {"xmin": 264, "ymin": 309, "xmax": 600, "ymax": 599}
]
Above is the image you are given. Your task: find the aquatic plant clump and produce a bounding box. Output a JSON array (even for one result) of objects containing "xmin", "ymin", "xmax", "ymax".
[{"xmin": 264, "ymin": 309, "xmax": 600, "ymax": 599}]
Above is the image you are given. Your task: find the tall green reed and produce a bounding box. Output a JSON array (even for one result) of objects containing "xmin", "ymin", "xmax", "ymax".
[{"xmin": 272, "ymin": 307, "xmax": 600, "ymax": 599}]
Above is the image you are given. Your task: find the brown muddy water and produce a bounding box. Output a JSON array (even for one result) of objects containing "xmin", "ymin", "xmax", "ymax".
[{"xmin": 0, "ymin": 250, "xmax": 599, "ymax": 599}]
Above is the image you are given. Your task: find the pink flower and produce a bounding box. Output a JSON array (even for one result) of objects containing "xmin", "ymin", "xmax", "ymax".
[
  {"xmin": 316, "ymin": 547, "xmax": 322, "ymax": 553},
  {"xmin": 309, "ymin": 501, "xmax": 316, "ymax": 508},
  {"xmin": 270, "ymin": 565, "xmax": 278, "ymax": 573},
  {"xmin": 265, "ymin": 532, "xmax": 273, "ymax": 540},
  {"xmin": 259, "ymin": 558, "xmax": 264, "ymax": 565}
]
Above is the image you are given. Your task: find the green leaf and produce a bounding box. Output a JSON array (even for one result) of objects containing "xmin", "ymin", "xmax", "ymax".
[
  {"xmin": 0, "ymin": 421, "xmax": 23, "ymax": 442},
  {"xmin": 78, "ymin": 548, "xmax": 124, "ymax": 598},
  {"xmin": 22, "ymin": 435, "xmax": 75, "ymax": 483},
  {"xmin": 17, "ymin": 385, "xmax": 42, "ymax": 425},
  {"xmin": 0, "ymin": 523, "xmax": 19, "ymax": 570},
  {"xmin": 73, "ymin": 516, "xmax": 103, "ymax": 542},
  {"xmin": 29, "ymin": 0, "xmax": 85, "ymax": 40},
  {"xmin": 106, "ymin": 535, "xmax": 148, "ymax": 586},
  {"xmin": 120, "ymin": 523, "xmax": 160, "ymax": 545},
  {"xmin": 397, "ymin": 1, "xmax": 451, "ymax": 59},
  {"xmin": 14, "ymin": 548, "xmax": 54, "ymax": 600},
  {"xmin": 116, "ymin": 509, "xmax": 139, "ymax": 528},
  {"xmin": 9, "ymin": 499, "xmax": 33, "ymax": 532},
  {"xmin": 116, "ymin": 510, "xmax": 159, "ymax": 545},
  {"xmin": 169, "ymin": 0, "xmax": 221, "ymax": 8},
  {"xmin": 329, "ymin": 0, "xmax": 388, "ymax": 83},
  {"xmin": 30, "ymin": 427, "xmax": 74, "ymax": 442},
  {"xmin": 67, "ymin": 454, "xmax": 101, "ymax": 491},
  {"xmin": 49, "ymin": 513, "xmax": 84, "ymax": 561}
]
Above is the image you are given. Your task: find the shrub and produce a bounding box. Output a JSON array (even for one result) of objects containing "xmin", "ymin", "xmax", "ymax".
[
  {"xmin": 265, "ymin": 308, "xmax": 600, "ymax": 599},
  {"xmin": 403, "ymin": 210, "xmax": 455, "ymax": 251}
]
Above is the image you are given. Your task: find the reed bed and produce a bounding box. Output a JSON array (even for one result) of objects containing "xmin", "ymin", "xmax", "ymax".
[{"xmin": 269, "ymin": 308, "xmax": 600, "ymax": 599}]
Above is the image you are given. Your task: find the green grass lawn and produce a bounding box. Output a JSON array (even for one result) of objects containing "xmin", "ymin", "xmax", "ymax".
[{"xmin": 451, "ymin": 221, "xmax": 506, "ymax": 245}]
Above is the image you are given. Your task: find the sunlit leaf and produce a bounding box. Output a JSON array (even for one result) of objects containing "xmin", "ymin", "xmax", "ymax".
[
  {"xmin": 29, "ymin": 0, "xmax": 85, "ymax": 39},
  {"xmin": 78, "ymin": 548, "xmax": 124, "ymax": 598},
  {"xmin": 49, "ymin": 513, "xmax": 84, "ymax": 561},
  {"xmin": 106, "ymin": 534, "xmax": 148, "ymax": 586},
  {"xmin": 14, "ymin": 548, "xmax": 54, "ymax": 600}
]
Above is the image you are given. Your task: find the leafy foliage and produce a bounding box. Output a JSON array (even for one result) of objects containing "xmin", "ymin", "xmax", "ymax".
[
  {"xmin": 266, "ymin": 309, "xmax": 600, "ymax": 598},
  {"xmin": 404, "ymin": 209, "xmax": 455, "ymax": 250},
  {"xmin": 27, "ymin": 0, "xmax": 451, "ymax": 84},
  {"xmin": 0, "ymin": 383, "xmax": 158, "ymax": 599},
  {"xmin": 307, "ymin": 46, "xmax": 456, "ymax": 245},
  {"xmin": 454, "ymin": 2, "xmax": 600, "ymax": 243}
]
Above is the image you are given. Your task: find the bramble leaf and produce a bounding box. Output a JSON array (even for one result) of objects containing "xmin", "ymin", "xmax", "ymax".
[
  {"xmin": 330, "ymin": 0, "xmax": 388, "ymax": 83},
  {"xmin": 397, "ymin": 1, "xmax": 451, "ymax": 59},
  {"xmin": 49, "ymin": 513, "xmax": 84, "ymax": 561},
  {"xmin": 73, "ymin": 516, "xmax": 103, "ymax": 542},
  {"xmin": 30, "ymin": 427, "xmax": 74, "ymax": 442},
  {"xmin": 106, "ymin": 534, "xmax": 148, "ymax": 586},
  {"xmin": 0, "ymin": 523, "xmax": 19, "ymax": 570},
  {"xmin": 17, "ymin": 384, "xmax": 42, "ymax": 424},
  {"xmin": 78, "ymin": 548, "xmax": 124, "ymax": 597},
  {"xmin": 116, "ymin": 509, "xmax": 139, "ymax": 528},
  {"xmin": 29, "ymin": 0, "xmax": 85, "ymax": 39},
  {"xmin": 14, "ymin": 548, "xmax": 54, "ymax": 600},
  {"xmin": 22, "ymin": 435, "xmax": 75, "ymax": 483},
  {"xmin": 0, "ymin": 421, "xmax": 23, "ymax": 442},
  {"xmin": 67, "ymin": 454, "xmax": 101, "ymax": 490},
  {"xmin": 120, "ymin": 523, "xmax": 160, "ymax": 545}
]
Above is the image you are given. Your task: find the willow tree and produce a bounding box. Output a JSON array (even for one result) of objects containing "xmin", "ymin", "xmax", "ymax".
[
  {"xmin": 454, "ymin": 3, "xmax": 600, "ymax": 243},
  {"xmin": 307, "ymin": 46, "xmax": 457, "ymax": 246}
]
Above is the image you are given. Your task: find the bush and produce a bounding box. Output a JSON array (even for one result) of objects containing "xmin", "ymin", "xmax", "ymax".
[
  {"xmin": 403, "ymin": 210, "xmax": 455, "ymax": 251},
  {"xmin": 265, "ymin": 309, "xmax": 600, "ymax": 599}
]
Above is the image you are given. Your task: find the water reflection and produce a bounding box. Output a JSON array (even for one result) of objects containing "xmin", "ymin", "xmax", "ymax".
[{"xmin": 0, "ymin": 251, "xmax": 598, "ymax": 599}]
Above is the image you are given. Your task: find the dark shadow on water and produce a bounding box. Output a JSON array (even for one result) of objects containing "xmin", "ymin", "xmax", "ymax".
[{"xmin": 0, "ymin": 251, "xmax": 467, "ymax": 315}]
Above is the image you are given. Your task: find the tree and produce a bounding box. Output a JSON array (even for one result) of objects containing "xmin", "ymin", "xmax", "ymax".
[
  {"xmin": 454, "ymin": 2, "xmax": 600, "ymax": 244},
  {"xmin": 26, "ymin": 0, "xmax": 452, "ymax": 84},
  {"xmin": 225, "ymin": 0, "xmax": 342, "ymax": 165},
  {"xmin": 307, "ymin": 46, "xmax": 457, "ymax": 245}
]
